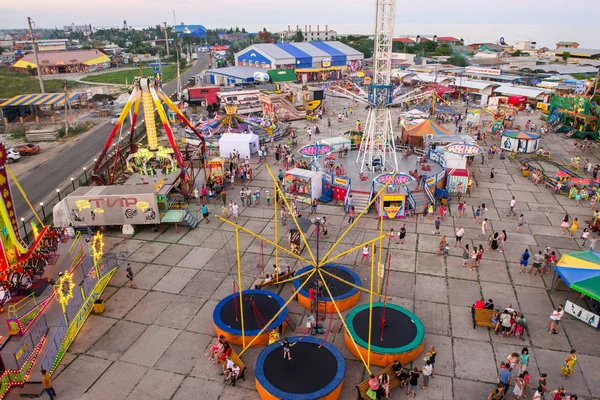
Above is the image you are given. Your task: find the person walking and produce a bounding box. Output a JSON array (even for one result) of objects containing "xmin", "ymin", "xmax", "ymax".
[
  {"xmin": 560, "ymin": 214, "xmax": 570, "ymax": 234},
  {"xmin": 560, "ymin": 350, "xmax": 577, "ymax": 378},
  {"xmin": 434, "ymin": 216, "xmax": 441, "ymax": 234},
  {"xmin": 457, "ymin": 201, "xmax": 464, "ymax": 218},
  {"xmin": 480, "ymin": 218, "xmax": 488, "ymax": 238},
  {"xmin": 194, "ymin": 186, "xmax": 200, "ymax": 205},
  {"xmin": 517, "ymin": 214, "xmax": 525, "ymax": 232},
  {"xmin": 348, "ymin": 206, "xmax": 356, "ymax": 224},
  {"xmin": 399, "ymin": 224, "xmax": 407, "ymax": 244},
  {"xmin": 462, "ymin": 244, "xmax": 470, "ymax": 267},
  {"xmin": 570, "ymin": 217, "xmax": 579, "ymax": 237},
  {"xmin": 519, "ymin": 249, "xmax": 530, "ymax": 273},
  {"xmin": 507, "ymin": 196, "xmax": 517, "ymax": 216},
  {"xmin": 422, "ymin": 361, "xmax": 433, "ymax": 389},
  {"xmin": 126, "ymin": 263, "xmax": 137, "ymax": 289},
  {"xmin": 455, "ymin": 226, "xmax": 464, "ymax": 247},
  {"xmin": 581, "ymin": 228, "xmax": 590, "ymax": 246},
  {"xmin": 499, "ymin": 362, "xmax": 512, "ymax": 395},
  {"xmin": 41, "ymin": 369, "xmax": 56, "ymax": 400},
  {"xmin": 490, "ymin": 168, "xmax": 496, "ymax": 183},
  {"xmin": 361, "ymin": 245, "xmax": 369, "ymax": 264},
  {"xmin": 519, "ymin": 347, "xmax": 530, "ymax": 374},
  {"xmin": 201, "ymin": 204, "xmax": 210, "ymax": 224}
]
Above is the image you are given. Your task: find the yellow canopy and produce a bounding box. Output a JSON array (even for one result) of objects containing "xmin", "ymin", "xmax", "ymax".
[{"xmin": 82, "ymin": 54, "xmax": 111, "ymax": 66}]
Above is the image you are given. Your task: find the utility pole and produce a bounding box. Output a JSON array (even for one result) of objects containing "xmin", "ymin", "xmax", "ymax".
[
  {"xmin": 27, "ymin": 17, "xmax": 45, "ymax": 93},
  {"xmin": 163, "ymin": 22, "xmax": 170, "ymax": 57},
  {"xmin": 63, "ymin": 80, "xmax": 69, "ymax": 137}
]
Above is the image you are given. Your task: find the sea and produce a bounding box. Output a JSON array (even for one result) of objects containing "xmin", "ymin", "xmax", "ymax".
[{"xmin": 234, "ymin": 23, "xmax": 600, "ymax": 50}]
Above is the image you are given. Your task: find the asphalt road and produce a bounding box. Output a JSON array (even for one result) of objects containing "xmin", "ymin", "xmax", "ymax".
[{"xmin": 15, "ymin": 53, "xmax": 209, "ymax": 217}]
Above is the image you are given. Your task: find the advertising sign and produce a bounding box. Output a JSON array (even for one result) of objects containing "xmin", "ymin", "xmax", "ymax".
[
  {"xmin": 565, "ymin": 300, "xmax": 599, "ymax": 328},
  {"xmin": 373, "ymin": 173, "xmax": 414, "ymax": 186},
  {"xmin": 321, "ymin": 58, "xmax": 332, "ymax": 68},
  {"xmin": 465, "ymin": 67, "xmax": 501, "ymax": 76},
  {"xmin": 298, "ymin": 144, "xmax": 332, "ymax": 157},
  {"xmin": 445, "ymin": 142, "xmax": 483, "ymax": 156},
  {"xmin": 66, "ymin": 188, "xmax": 159, "ymax": 227}
]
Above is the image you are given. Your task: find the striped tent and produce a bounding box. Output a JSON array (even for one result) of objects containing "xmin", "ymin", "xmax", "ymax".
[
  {"xmin": 0, "ymin": 93, "xmax": 82, "ymax": 107},
  {"xmin": 552, "ymin": 250, "xmax": 600, "ymax": 302}
]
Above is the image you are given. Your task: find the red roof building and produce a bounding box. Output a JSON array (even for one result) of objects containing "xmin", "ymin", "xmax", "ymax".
[
  {"xmin": 393, "ymin": 37, "xmax": 415, "ymax": 44},
  {"xmin": 436, "ymin": 36, "xmax": 461, "ymax": 43}
]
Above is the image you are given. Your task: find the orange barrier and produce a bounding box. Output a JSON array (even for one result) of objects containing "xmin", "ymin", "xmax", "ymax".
[
  {"xmin": 256, "ymin": 378, "xmax": 344, "ymax": 400},
  {"xmin": 297, "ymin": 290, "xmax": 360, "ymax": 313},
  {"xmin": 344, "ymin": 332, "xmax": 424, "ymax": 368},
  {"xmin": 214, "ymin": 322, "xmax": 287, "ymax": 347}
]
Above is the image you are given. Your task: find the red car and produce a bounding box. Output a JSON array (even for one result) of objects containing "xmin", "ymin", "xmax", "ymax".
[{"xmin": 14, "ymin": 143, "xmax": 40, "ymax": 156}]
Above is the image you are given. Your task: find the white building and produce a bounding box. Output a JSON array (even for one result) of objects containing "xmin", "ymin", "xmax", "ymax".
[
  {"xmin": 514, "ymin": 41, "xmax": 536, "ymax": 51},
  {"xmin": 279, "ymin": 25, "xmax": 337, "ymax": 42}
]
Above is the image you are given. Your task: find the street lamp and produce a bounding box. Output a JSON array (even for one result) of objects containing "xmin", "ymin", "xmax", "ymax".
[
  {"xmin": 21, "ymin": 217, "xmax": 27, "ymax": 242},
  {"xmin": 40, "ymin": 202, "xmax": 46, "ymax": 223},
  {"xmin": 71, "ymin": 177, "xmax": 75, "ymax": 190},
  {"xmin": 83, "ymin": 167, "xmax": 88, "ymax": 184},
  {"xmin": 56, "ymin": 188, "xmax": 61, "ymax": 201}
]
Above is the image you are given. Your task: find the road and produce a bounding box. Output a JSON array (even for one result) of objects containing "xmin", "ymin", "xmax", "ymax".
[{"xmin": 15, "ymin": 53, "xmax": 209, "ymax": 217}]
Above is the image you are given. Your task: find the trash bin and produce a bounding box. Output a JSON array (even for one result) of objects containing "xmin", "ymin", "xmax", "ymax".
[
  {"xmin": 522, "ymin": 169, "xmax": 530, "ymax": 177},
  {"xmin": 93, "ymin": 299, "xmax": 105, "ymax": 314}
]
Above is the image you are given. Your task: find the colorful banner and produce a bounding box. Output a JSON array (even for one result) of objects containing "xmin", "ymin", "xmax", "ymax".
[
  {"xmin": 298, "ymin": 143, "xmax": 332, "ymax": 158},
  {"xmin": 565, "ymin": 300, "xmax": 599, "ymax": 328},
  {"xmin": 373, "ymin": 173, "xmax": 414, "ymax": 185},
  {"xmin": 445, "ymin": 143, "xmax": 483, "ymax": 156}
]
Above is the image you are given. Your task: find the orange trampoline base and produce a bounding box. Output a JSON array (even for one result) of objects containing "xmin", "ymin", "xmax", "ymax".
[
  {"xmin": 214, "ymin": 322, "xmax": 286, "ymax": 347},
  {"xmin": 256, "ymin": 377, "xmax": 344, "ymax": 400},
  {"xmin": 344, "ymin": 332, "xmax": 425, "ymax": 368},
  {"xmin": 297, "ymin": 291, "xmax": 360, "ymax": 313}
]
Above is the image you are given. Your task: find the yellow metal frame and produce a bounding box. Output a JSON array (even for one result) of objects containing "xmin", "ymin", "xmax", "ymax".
[{"xmin": 7, "ymin": 292, "xmax": 36, "ymax": 319}]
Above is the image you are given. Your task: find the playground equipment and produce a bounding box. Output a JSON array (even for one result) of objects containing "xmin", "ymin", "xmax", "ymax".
[
  {"xmin": 212, "ymin": 162, "xmax": 424, "ymax": 399},
  {"xmin": 370, "ymin": 173, "xmax": 415, "ymax": 219},
  {"xmin": 255, "ymin": 336, "xmax": 346, "ymax": 400},
  {"xmin": 213, "ymin": 289, "xmax": 288, "ymax": 347},
  {"xmin": 500, "ymin": 130, "xmax": 541, "ymax": 153},
  {"xmin": 549, "ymin": 94, "xmax": 600, "ymax": 139},
  {"xmin": 345, "ymin": 302, "xmax": 425, "ymax": 367},
  {"xmin": 259, "ymin": 85, "xmax": 324, "ymax": 122}
]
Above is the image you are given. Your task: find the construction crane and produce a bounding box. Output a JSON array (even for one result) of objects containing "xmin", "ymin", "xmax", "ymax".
[{"xmin": 356, "ymin": 0, "xmax": 398, "ymax": 173}]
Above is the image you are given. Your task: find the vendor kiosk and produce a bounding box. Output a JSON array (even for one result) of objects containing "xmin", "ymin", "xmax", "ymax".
[
  {"xmin": 446, "ymin": 169, "xmax": 469, "ymax": 194},
  {"xmin": 208, "ymin": 157, "xmax": 225, "ymax": 185},
  {"xmin": 372, "ymin": 173, "xmax": 414, "ymax": 219},
  {"xmin": 284, "ymin": 168, "xmax": 322, "ymax": 204}
]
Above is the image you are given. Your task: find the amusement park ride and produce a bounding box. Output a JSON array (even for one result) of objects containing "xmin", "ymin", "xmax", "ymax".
[{"xmin": 0, "ymin": 144, "xmax": 117, "ymax": 398}]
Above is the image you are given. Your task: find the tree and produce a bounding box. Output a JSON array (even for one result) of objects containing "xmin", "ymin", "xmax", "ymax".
[
  {"xmin": 447, "ymin": 54, "xmax": 469, "ymax": 67},
  {"xmin": 512, "ymin": 50, "xmax": 522, "ymax": 57},
  {"xmin": 0, "ymin": 46, "xmax": 4, "ymax": 54},
  {"xmin": 293, "ymin": 30, "xmax": 304, "ymax": 43},
  {"xmin": 561, "ymin": 51, "xmax": 571, "ymax": 62},
  {"xmin": 80, "ymin": 45, "xmax": 92, "ymax": 50}
]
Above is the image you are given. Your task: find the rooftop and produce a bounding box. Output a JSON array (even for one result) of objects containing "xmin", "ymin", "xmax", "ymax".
[
  {"xmin": 12, "ymin": 49, "xmax": 110, "ymax": 68},
  {"xmin": 551, "ymin": 48, "xmax": 600, "ymax": 57}
]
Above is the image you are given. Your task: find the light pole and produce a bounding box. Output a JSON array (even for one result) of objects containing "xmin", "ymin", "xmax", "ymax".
[
  {"xmin": 70, "ymin": 177, "xmax": 75, "ymax": 191},
  {"xmin": 21, "ymin": 217, "xmax": 27, "ymax": 242},
  {"xmin": 40, "ymin": 202, "xmax": 46, "ymax": 223},
  {"xmin": 56, "ymin": 188, "xmax": 61, "ymax": 201},
  {"xmin": 83, "ymin": 167, "xmax": 88, "ymax": 184},
  {"xmin": 27, "ymin": 17, "xmax": 45, "ymax": 93}
]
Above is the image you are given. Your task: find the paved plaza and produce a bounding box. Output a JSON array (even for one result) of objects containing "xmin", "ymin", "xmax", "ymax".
[{"xmin": 19, "ymin": 100, "xmax": 600, "ymax": 400}]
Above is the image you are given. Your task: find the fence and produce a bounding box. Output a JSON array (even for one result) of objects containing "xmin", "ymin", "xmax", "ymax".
[
  {"xmin": 39, "ymin": 252, "xmax": 118, "ymax": 374},
  {"xmin": 13, "ymin": 315, "xmax": 48, "ymax": 370},
  {"xmin": 16, "ymin": 124, "xmax": 148, "ymax": 243}
]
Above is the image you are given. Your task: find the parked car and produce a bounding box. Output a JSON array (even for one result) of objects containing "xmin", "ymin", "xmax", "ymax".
[
  {"xmin": 111, "ymin": 114, "xmax": 120, "ymax": 124},
  {"xmin": 14, "ymin": 143, "xmax": 41, "ymax": 156},
  {"xmin": 6, "ymin": 148, "xmax": 21, "ymax": 164}
]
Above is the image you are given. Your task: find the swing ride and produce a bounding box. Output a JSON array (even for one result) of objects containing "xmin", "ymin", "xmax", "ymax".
[{"xmin": 211, "ymin": 158, "xmax": 425, "ymax": 399}]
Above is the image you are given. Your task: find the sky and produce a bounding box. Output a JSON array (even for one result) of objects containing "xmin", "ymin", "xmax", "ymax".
[{"xmin": 2, "ymin": 0, "xmax": 600, "ymax": 48}]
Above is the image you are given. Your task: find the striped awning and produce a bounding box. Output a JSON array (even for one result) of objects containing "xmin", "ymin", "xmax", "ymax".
[{"xmin": 0, "ymin": 93, "xmax": 81, "ymax": 107}]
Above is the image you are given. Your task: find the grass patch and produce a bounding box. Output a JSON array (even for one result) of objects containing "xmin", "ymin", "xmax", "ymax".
[
  {"xmin": 57, "ymin": 121, "xmax": 96, "ymax": 139},
  {"xmin": 0, "ymin": 66, "xmax": 82, "ymax": 98},
  {"xmin": 10, "ymin": 127, "xmax": 26, "ymax": 140},
  {"xmin": 82, "ymin": 65, "xmax": 180, "ymax": 84}
]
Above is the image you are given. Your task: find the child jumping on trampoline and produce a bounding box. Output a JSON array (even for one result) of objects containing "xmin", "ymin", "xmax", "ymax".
[{"xmin": 281, "ymin": 338, "xmax": 297, "ymax": 360}]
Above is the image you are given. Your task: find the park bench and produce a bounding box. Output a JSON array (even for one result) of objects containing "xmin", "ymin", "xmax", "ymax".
[
  {"xmin": 255, "ymin": 271, "xmax": 294, "ymax": 289},
  {"xmin": 356, "ymin": 364, "xmax": 404, "ymax": 400},
  {"xmin": 471, "ymin": 306, "xmax": 495, "ymax": 329},
  {"xmin": 220, "ymin": 346, "xmax": 247, "ymax": 385}
]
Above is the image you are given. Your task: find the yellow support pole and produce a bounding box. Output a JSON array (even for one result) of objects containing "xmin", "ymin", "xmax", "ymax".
[
  {"xmin": 265, "ymin": 267, "xmax": 314, "ymax": 286},
  {"xmin": 320, "ymin": 172, "xmax": 397, "ymax": 263},
  {"xmin": 368, "ymin": 241, "xmax": 375, "ymax": 367},
  {"xmin": 377, "ymin": 216, "xmax": 384, "ymax": 293},
  {"xmin": 265, "ymin": 164, "xmax": 317, "ymax": 265},
  {"xmin": 320, "ymin": 267, "xmax": 389, "ymax": 298},
  {"xmin": 216, "ymin": 215, "xmax": 312, "ymax": 266},
  {"xmin": 322, "ymin": 233, "xmax": 389, "ymax": 266},
  {"xmin": 235, "ymin": 228, "xmax": 245, "ymax": 347},
  {"xmin": 239, "ymin": 269, "xmax": 316, "ymax": 356},
  {"xmin": 317, "ymin": 269, "xmax": 371, "ymax": 375},
  {"xmin": 6, "ymin": 166, "xmax": 44, "ymax": 226},
  {"xmin": 274, "ymin": 180, "xmax": 279, "ymax": 280}
]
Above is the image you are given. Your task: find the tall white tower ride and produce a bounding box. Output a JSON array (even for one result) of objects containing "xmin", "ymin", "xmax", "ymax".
[{"xmin": 356, "ymin": 0, "xmax": 398, "ymax": 173}]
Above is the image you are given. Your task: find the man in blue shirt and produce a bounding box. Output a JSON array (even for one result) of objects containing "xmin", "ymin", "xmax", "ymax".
[{"xmin": 499, "ymin": 362, "xmax": 511, "ymax": 395}]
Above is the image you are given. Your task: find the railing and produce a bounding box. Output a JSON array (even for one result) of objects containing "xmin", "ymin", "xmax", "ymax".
[
  {"xmin": 406, "ymin": 192, "xmax": 416, "ymax": 210},
  {"xmin": 39, "ymin": 317, "xmax": 67, "ymax": 374},
  {"xmin": 7, "ymin": 293, "xmax": 36, "ymax": 319},
  {"xmin": 13, "ymin": 315, "xmax": 48, "ymax": 370},
  {"xmin": 424, "ymin": 184, "xmax": 435, "ymax": 206}
]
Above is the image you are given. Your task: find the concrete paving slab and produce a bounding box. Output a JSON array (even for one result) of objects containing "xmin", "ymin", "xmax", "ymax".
[
  {"xmin": 177, "ymin": 227, "xmax": 214, "ymax": 246},
  {"xmin": 52, "ymin": 355, "xmax": 112, "ymax": 399},
  {"xmin": 181, "ymin": 270, "xmax": 227, "ymax": 299},
  {"xmin": 86, "ymin": 320, "xmax": 148, "ymax": 361},
  {"xmin": 81, "ymin": 361, "xmax": 147, "ymax": 400},
  {"xmin": 187, "ymin": 300, "xmax": 219, "ymax": 335},
  {"xmin": 416, "ymin": 275, "xmax": 448, "ymax": 302},
  {"xmin": 447, "ymin": 279, "xmax": 481, "ymax": 307},
  {"xmin": 152, "ymin": 243, "xmax": 193, "ymax": 266},
  {"xmin": 125, "ymin": 291, "xmax": 177, "ymax": 325},
  {"xmin": 133, "ymin": 227, "xmax": 162, "ymax": 241},
  {"xmin": 423, "ymin": 334, "xmax": 453, "ymax": 377},
  {"xmin": 128, "ymin": 241, "xmax": 170, "ymax": 263},
  {"xmin": 120, "ymin": 325, "xmax": 180, "ymax": 367},
  {"xmin": 531, "ymin": 348, "xmax": 590, "ymax": 397},
  {"xmin": 126, "ymin": 369, "xmax": 185, "ymax": 400},
  {"xmin": 177, "ymin": 246, "xmax": 218, "ymax": 269},
  {"xmin": 389, "ymin": 249, "xmax": 416, "ymax": 272},
  {"xmin": 477, "ymin": 259, "xmax": 510, "ymax": 284},
  {"xmin": 452, "ymin": 338, "xmax": 498, "ymax": 383},
  {"xmin": 451, "ymin": 378, "xmax": 494, "ymax": 400},
  {"xmin": 514, "ymin": 285, "xmax": 554, "ymax": 316},
  {"xmin": 578, "ymin": 354, "xmax": 600, "ymax": 398},
  {"xmin": 69, "ymin": 315, "xmax": 117, "ymax": 354},
  {"xmin": 385, "ymin": 271, "xmax": 415, "ymax": 300},
  {"xmin": 415, "ymin": 300, "xmax": 450, "ymax": 336},
  {"xmin": 450, "ymin": 305, "xmax": 491, "ymax": 341},
  {"xmin": 103, "ymin": 287, "xmax": 148, "ymax": 319},
  {"xmin": 156, "ymin": 225, "xmax": 190, "ymax": 243},
  {"xmin": 154, "ymin": 296, "xmax": 205, "ymax": 330},
  {"xmin": 416, "ymin": 252, "xmax": 446, "ymax": 276},
  {"xmin": 155, "ymin": 331, "xmax": 212, "ymax": 375},
  {"xmin": 526, "ymin": 314, "xmax": 572, "ymax": 352},
  {"xmin": 480, "ymin": 282, "xmax": 518, "ymax": 310},
  {"xmin": 132, "ymin": 263, "xmax": 171, "ymax": 290},
  {"xmin": 153, "ymin": 267, "xmax": 198, "ymax": 294},
  {"xmin": 110, "ymin": 239, "xmax": 146, "ymax": 259}
]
